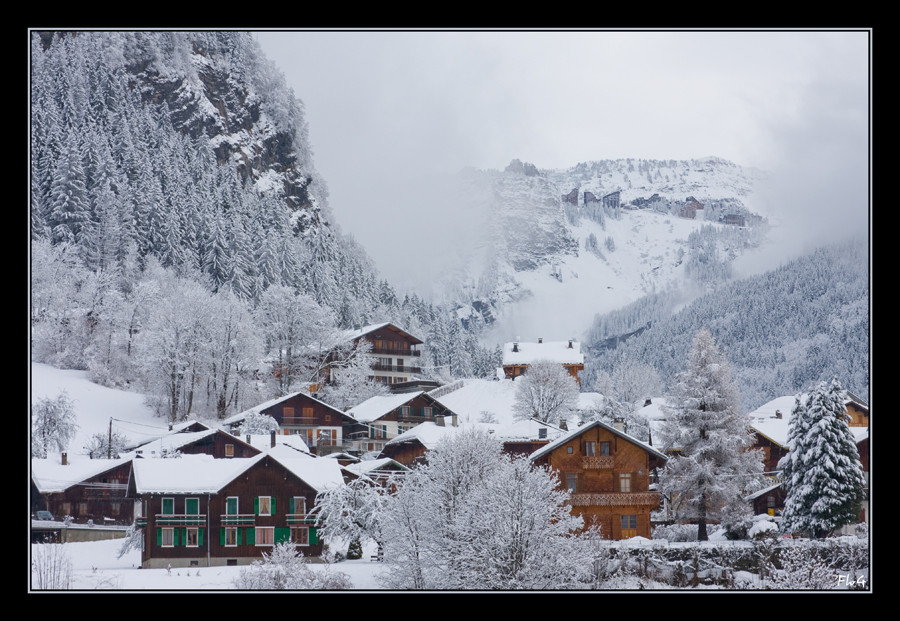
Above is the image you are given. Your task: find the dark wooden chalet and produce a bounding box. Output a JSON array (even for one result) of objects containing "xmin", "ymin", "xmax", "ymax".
[
  {"xmin": 530, "ymin": 420, "xmax": 668, "ymax": 540},
  {"xmin": 130, "ymin": 447, "xmax": 347, "ymax": 568},
  {"xmin": 31, "ymin": 454, "xmax": 135, "ymax": 526},
  {"xmin": 345, "ymin": 391, "xmax": 459, "ymax": 455},
  {"xmin": 342, "ymin": 322, "xmax": 425, "ymax": 386}
]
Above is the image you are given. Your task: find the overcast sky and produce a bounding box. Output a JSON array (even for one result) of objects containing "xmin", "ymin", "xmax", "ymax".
[{"xmin": 255, "ymin": 30, "xmax": 870, "ymax": 290}]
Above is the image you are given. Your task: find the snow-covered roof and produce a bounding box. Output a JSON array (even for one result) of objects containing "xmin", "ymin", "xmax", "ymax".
[
  {"xmin": 346, "ymin": 391, "xmax": 426, "ymax": 423},
  {"xmin": 487, "ymin": 417, "xmax": 565, "ymax": 442},
  {"xmin": 502, "ymin": 339, "xmax": 584, "ymax": 366},
  {"xmin": 342, "ymin": 322, "xmax": 424, "ymax": 345},
  {"xmin": 122, "ymin": 429, "xmax": 222, "ymax": 458},
  {"xmin": 528, "ymin": 419, "xmax": 668, "ymax": 463},
  {"xmin": 221, "ymin": 391, "xmax": 347, "ymax": 427},
  {"xmin": 431, "ymin": 378, "xmax": 518, "ymax": 423},
  {"xmin": 31, "ymin": 454, "xmax": 134, "ymax": 493},
  {"xmin": 384, "ymin": 421, "xmax": 459, "ymax": 449},
  {"xmin": 131, "ymin": 454, "xmax": 259, "ymax": 494},
  {"xmin": 343, "ymin": 457, "xmax": 410, "ymax": 477},
  {"xmin": 266, "ymin": 445, "xmax": 346, "ymax": 493},
  {"xmin": 748, "ymin": 394, "xmax": 869, "ymax": 450}
]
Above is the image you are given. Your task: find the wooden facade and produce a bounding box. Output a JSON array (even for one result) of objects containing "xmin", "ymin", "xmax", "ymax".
[
  {"xmin": 347, "ymin": 323, "xmax": 425, "ymax": 385},
  {"xmin": 530, "ymin": 421, "xmax": 667, "ymax": 540},
  {"xmin": 32, "ymin": 457, "xmax": 135, "ymax": 526},
  {"xmin": 346, "ymin": 392, "xmax": 458, "ymax": 455},
  {"xmin": 502, "ymin": 339, "xmax": 585, "ymax": 385},
  {"xmin": 132, "ymin": 455, "xmax": 328, "ymax": 568},
  {"xmin": 255, "ymin": 392, "xmax": 353, "ymax": 455}
]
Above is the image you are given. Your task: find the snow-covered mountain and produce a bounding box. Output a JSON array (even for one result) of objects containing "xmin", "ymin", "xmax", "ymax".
[{"xmin": 432, "ymin": 157, "xmax": 766, "ymax": 346}]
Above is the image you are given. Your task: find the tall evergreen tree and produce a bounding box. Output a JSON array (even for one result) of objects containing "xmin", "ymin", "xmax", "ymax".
[
  {"xmin": 658, "ymin": 328, "xmax": 764, "ymax": 540},
  {"xmin": 779, "ymin": 378, "xmax": 866, "ymax": 538}
]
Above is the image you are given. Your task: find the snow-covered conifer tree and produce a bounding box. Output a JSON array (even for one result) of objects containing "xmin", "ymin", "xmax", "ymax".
[
  {"xmin": 778, "ymin": 378, "xmax": 866, "ymax": 539},
  {"xmin": 658, "ymin": 328, "xmax": 764, "ymax": 540}
]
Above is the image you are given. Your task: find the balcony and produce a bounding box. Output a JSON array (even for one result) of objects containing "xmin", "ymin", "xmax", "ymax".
[
  {"xmin": 286, "ymin": 513, "xmax": 317, "ymax": 525},
  {"xmin": 569, "ymin": 492, "xmax": 661, "ymax": 507},
  {"xmin": 155, "ymin": 513, "xmax": 207, "ymax": 526},
  {"xmin": 371, "ymin": 363, "xmax": 423, "ymax": 374},
  {"xmin": 581, "ymin": 456, "xmax": 615, "ymax": 470},
  {"xmin": 220, "ymin": 513, "xmax": 256, "ymax": 526},
  {"xmin": 370, "ymin": 347, "xmax": 421, "ymax": 357}
]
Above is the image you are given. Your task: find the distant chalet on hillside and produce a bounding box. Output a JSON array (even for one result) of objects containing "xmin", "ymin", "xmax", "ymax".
[
  {"xmin": 341, "ymin": 322, "xmax": 425, "ymax": 386},
  {"xmin": 502, "ymin": 338, "xmax": 585, "ymax": 385}
]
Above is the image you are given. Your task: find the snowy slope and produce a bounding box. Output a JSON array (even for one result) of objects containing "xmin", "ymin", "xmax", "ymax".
[{"xmin": 438, "ymin": 157, "xmax": 765, "ymax": 347}]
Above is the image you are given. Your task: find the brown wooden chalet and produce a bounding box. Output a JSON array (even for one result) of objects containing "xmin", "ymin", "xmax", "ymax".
[
  {"xmin": 31, "ymin": 454, "xmax": 135, "ymax": 526},
  {"xmin": 345, "ymin": 391, "xmax": 459, "ymax": 455},
  {"xmin": 129, "ymin": 447, "xmax": 347, "ymax": 568},
  {"xmin": 130, "ymin": 429, "xmax": 262, "ymax": 460},
  {"xmin": 342, "ymin": 322, "xmax": 425, "ymax": 386},
  {"xmin": 529, "ymin": 420, "xmax": 667, "ymax": 540},
  {"xmin": 225, "ymin": 392, "xmax": 355, "ymax": 456},
  {"xmin": 502, "ymin": 338, "xmax": 585, "ymax": 385}
]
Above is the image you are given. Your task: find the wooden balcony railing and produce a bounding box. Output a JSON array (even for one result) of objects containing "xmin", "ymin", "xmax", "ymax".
[
  {"xmin": 155, "ymin": 513, "xmax": 207, "ymax": 526},
  {"xmin": 370, "ymin": 348, "xmax": 421, "ymax": 357},
  {"xmin": 371, "ymin": 363, "xmax": 422, "ymax": 374},
  {"xmin": 220, "ymin": 513, "xmax": 256, "ymax": 526},
  {"xmin": 569, "ymin": 492, "xmax": 661, "ymax": 507},
  {"xmin": 582, "ymin": 456, "xmax": 615, "ymax": 469},
  {"xmin": 286, "ymin": 513, "xmax": 317, "ymax": 525}
]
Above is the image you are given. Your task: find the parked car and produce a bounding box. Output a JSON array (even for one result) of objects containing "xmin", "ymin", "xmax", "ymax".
[{"xmin": 34, "ymin": 510, "xmax": 54, "ymax": 521}]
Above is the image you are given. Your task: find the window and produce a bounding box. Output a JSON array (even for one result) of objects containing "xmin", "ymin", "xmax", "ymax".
[
  {"xmin": 599, "ymin": 442, "xmax": 611, "ymax": 456},
  {"xmin": 303, "ymin": 407, "xmax": 313, "ymax": 419},
  {"xmin": 226, "ymin": 497, "xmax": 238, "ymax": 515},
  {"xmin": 424, "ymin": 407, "xmax": 432, "ymax": 417},
  {"xmin": 185, "ymin": 498, "xmax": 199, "ymax": 516},
  {"xmin": 566, "ymin": 474, "xmax": 578, "ymax": 493},
  {"xmin": 292, "ymin": 497, "xmax": 307, "ymax": 516},
  {"xmin": 400, "ymin": 406, "xmax": 410, "ymax": 417},
  {"xmin": 225, "ymin": 444, "xmax": 234, "ymax": 457},
  {"xmin": 619, "ymin": 473, "xmax": 632, "ymax": 493},
  {"xmin": 291, "ymin": 527, "xmax": 309, "ymax": 546},
  {"xmin": 620, "ymin": 515, "xmax": 637, "ymax": 530},
  {"xmin": 257, "ymin": 496, "xmax": 273, "ymax": 516},
  {"xmin": 584, "ymin": 441, "xmax": 596, "ymax": 456},
  {"xmin": 161, "ymin": 497, "xmax": 174, "ymax": 515},
  {"xmin": 224, "ymin": 527, "xmax": 238, "ymax": 547},
  {"xmin": 186, "ymin": 527, "xmax": 199, "ymax": 547},
  {"xmin": 567, "ymin": 446, "xmax": 574, "ymax": 454},
  {"xmin": 256, "ymin": 526, "xmax": 275, "ymax": 546},
  {"xmin": 161, "ymin": 527, "xmax": 175, "ymax": 547}
]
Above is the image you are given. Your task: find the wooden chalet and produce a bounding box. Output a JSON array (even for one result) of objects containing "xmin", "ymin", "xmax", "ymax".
[
  {"xmin": 224, "ymin": 392, "xmax": 355, "ymax": 456},
  {"xmin": 31, "ymin": 454, "xmax": 135, "ymax": 526},
  {"xmin": 378, "ymin": 420, "xmax": 459, "ymax": 467},
  {"xmin": 342, "ymin": 322, "xmax": 425, "ymax": 386},
  {"xmin": 529, "ymin": 420, "xmax": 668, "ymax": 540},
  {"xmin": 345, "ymin": 391, "xmax": 458, "ymax": 455},
  {"xmin": 129, "ymin": 447, "xmax": 347, "ymax": 568},
  {"xmin": 502, "ymin": 337, "xmax": 585, "ymax": 384},
  {"xmin": 128, "ymin": 429, "xmax": 262, "ymax": 460}
]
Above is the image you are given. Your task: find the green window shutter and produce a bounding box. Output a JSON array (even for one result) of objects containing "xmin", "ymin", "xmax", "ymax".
[
  {"xmin": 254, "ymin": 497, "xmax": 259, "ymax": 515},
  {"xmin": 186, "ymin": 498, "xmax": 198, "ymax": 515},
  {"xmin": 220, "ymin": 528, "xmax": 225, "ymax": 546},
  {"xmin": 198, "ymin": 528, "xmax": 204, "ymax": 546},
  {"xmin": 310, "ymin": 527, "xmax": 318, "ymax": 545},
  {"xmin": 157, "ymin": 528, "xmax": 162, "ymax": 546},
  {"xmin": 245, "ymin": 527, "xmax": 255, "ymax": 545},
  {"xmin": 289, "ymin": 497, "xmax": 295, "ymax": 514},
  {"xmin": 275, "ymin": 527, "xmax": 290, "ymax": 544},
  {"xmin": 162, "ymin": 498, "xmax": 174, "ymax": 514},
  {"xmin": 271, "ymin": 497, "xmax": 276, "ymax": 515},
  {"xmin": 226, "ymin": 497, "xmax": 237, "ymax": 515},
  {"xmin": 238, "ymin": 528, "xmax": 242, "ymax": 545}
]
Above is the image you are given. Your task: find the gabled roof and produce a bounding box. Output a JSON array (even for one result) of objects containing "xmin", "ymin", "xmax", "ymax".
[
  {"xmin": 502, "ymin": 339, "xmax": 584, "ymax": 366},
  {"xmin": 347, "ymin": 391, "xmax": 437, "ymax": 423},
  {"xmin": 343, "ymin": 322, "xmax": 424, "ymax": 345},
  {"xmin": 31, "ymin": 454, "xmax": 135, "ymax": 494},
  {"xmin": 344, "ymin": 457, "xmax": 411, "ymax": 477},
  {"xmin": 221, "ymin": 390, "xmax": 351, "ymax": 427},
  {"xmin": 528, "ymin": 419, "xmax": 668, "ymax": 463},
  {"xmin": 122, "ymin": 429, "xmax": 259, "ymax": 459},
  {"xmin": 383, "ymin": 421, "xmax": 459, "ymax": 449}
]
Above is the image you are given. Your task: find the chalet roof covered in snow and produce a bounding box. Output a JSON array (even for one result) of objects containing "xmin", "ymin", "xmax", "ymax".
[
  {"xmin": 383, "ymin": 420, "xmax": 459, "ymax": 449},
  {"xmin": 220, "ymin": 390, "xmax": 347, "ymax": 427},
  {"xmin": 343, "ymin": 457, "xmax": 411, "ymax": 477},
  {"xmin": 342, "ymin": 322, "xmax": 424, "ymax": 345},
  {"xmin": 528, "ymin": 419, "xmax": 668, "ymax": 463},
  {"xmin": 748, "ymin": 394, "xmax": 869, "ymax": 450},
  {"xmin": 346, "ymin": 391, "xmax": 426, "ymax": 423},
  {"xmin": 430, "ymin": 378, "xmax": 518, "ymax": 423},
  {"xmin": 31, "ymin": 454, "xmax": 135, "ymax": 493},
  {"xmin": 502, "ymin": 338, "xmax": 584, "ymax": 366}
]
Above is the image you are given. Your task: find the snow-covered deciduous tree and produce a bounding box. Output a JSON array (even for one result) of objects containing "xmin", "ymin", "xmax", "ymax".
[
  {"xmin": 31, "ymin": 392, "xmax": 79, "ymax": 458},
  {"xmin": 316, "ymin": 338, "xmax": 386, "ymax": 411},
  {"xmin": 512, "ymin": 360, "xmax": 580, "ymax": 424},
  {"xmin": 778, "ymin": 378, "xmax": 866, "ymax": 539},
  {"xmin": 238, "ymin": 413, "xmax": 279, "ymax": 436},
  {"xmin": 658, "ymin": 328, "xmax": 764, "ymax": 541},
  {"xmin": 31, "ymin": 543, "xmax": 74, "ymax": 589},
  {"xmin": 377, "ymin": 428, "xmax": 589, "ymax": 589},
  {"xmin": 314, "ymin": 476, "xmax": 387, "ymax": 560},
  {"xmin": 233, "ymin": 541, "xmax": 352, "ymax": 590},
  {"xmin": 82, "ymin": 429, "xmax": 129, "ymax": 459}
]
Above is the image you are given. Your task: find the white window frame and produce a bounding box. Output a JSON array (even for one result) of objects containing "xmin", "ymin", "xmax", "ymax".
[
  {"xmin": 224, "ymin": 526, "xmax": 238, "ymax": 547},
  {"xmin": 161, "ymin": 527, "xmax": 175, "ymax": 548},
  {"xmin": 186, "ymin": 527, "xmax": 199, "ymax": 548},
  {"xmin": 291, "ymin": 526, "xmax": 309, "ymax": 546},
  {"xmin": 258, "ymin": 496, "xmax": 272, "ymax": 516},
  {"xmin": 225, "ymin": 496, "xmax": 239, "ymax": 515},
  {"xmin": 255, "ymin": 526, "xmax": 275, "ymax": 546}
]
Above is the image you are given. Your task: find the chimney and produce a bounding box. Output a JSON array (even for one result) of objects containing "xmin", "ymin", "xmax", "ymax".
[
  {"xmin": 568, "ymin": 338, "xmax": 574, "ymax": 349},
  {"xmin": 451, "ymin": 413, "xmax": 458, "ymax": 427},
  {"xmin": 436, "ymin": 415, "xmax": 445, "ymax": 427},
  {"xmin": 559, "ymin": 418, "xmax": 568, "ymax": 431},
  {"xmin": 538, "ymin": 427, "xmax": 547, "ymax": 439},
  {"xmin": 61, "ymin": 452, "xmax": 67, "ymax": 466},
  {"xmin": 270, "ymin": 430, "xmax": 277, "ymax": 448},
  {"xmin": 246, "ymin": 435, "xmax": 251, "ymax": 445},
  {"xmin": 168, "ymin": 423, "xmax": 173, "ymax": 431},
  {"xmin": 538, "ymin": 337, "xmax": 543, "ymax": 344},
  {"xmin": 775, "ymin": 410, "xmax": 782, "ymax": 420},
  {"xmin": 644, "ymin": 398, "xmax": 652, "ymax": 407},
  {"xmin": 513, "ymin": 338, "xmax": 519, "ymax": 353},
  {"xmin": 613, "ymin": 417, "xmax": 627, "ymax": 433},
  {"xmin": 232, "ymin": 428, "xmax": 240, "ymax": 437}
]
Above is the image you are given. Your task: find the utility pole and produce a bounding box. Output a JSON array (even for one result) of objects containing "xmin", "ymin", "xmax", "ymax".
[{"xmin": 108, "ymin": 417, "xmax": 113, "ymax": 459}]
